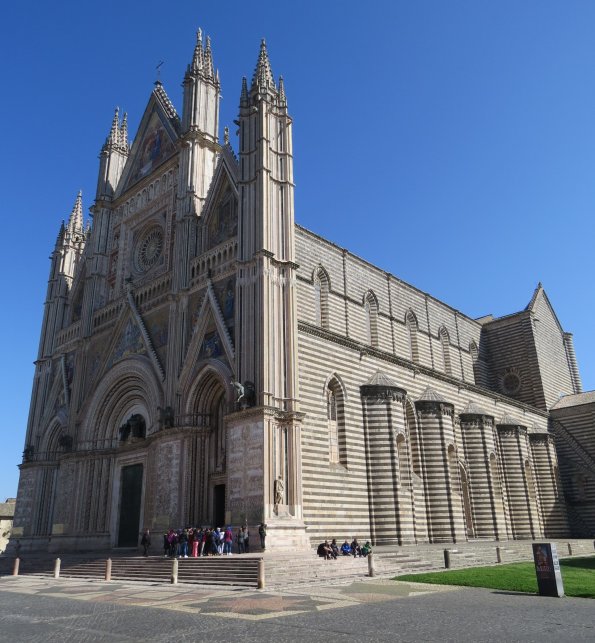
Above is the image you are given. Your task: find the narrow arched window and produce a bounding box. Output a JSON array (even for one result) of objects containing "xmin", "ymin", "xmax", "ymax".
[
  {"xmin": 525, "ymin": 460, "xmax": 536, "ymax": 499},
  {"xmin": 469, "ymin": 340, "xmax": 479, "ymax": 364},
  {"xmin": 327, "ymin": 378, "xmax": 346, "ymax": 466},
  {"xmin": 364, "ymin": 291, "xmax": 379, "ymax": 348},
  {"xmin": 327, "ymin": 388, "xmax": 339, "ymax": 463},
  {"xmin": 406, "ymin": 310, "xmax": 419, "ymax": 363},
  {"xmin": 314, "ymin": 268, "xmax": 330, "ymax": 329},
  {"xmin": 439, "ymin": 326, "xmax": 452, "ymax": 376}
]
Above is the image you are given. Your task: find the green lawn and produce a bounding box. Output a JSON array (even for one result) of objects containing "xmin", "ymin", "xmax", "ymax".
[{"xmin": 395, "ymin": 556, "xmax": 595, "ymax": 599}]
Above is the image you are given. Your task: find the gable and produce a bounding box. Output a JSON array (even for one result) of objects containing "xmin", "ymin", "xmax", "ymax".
[
  {"xmin": 120, "ymin": 103, "xmax": 178, "ymax": 193},
  {"xmin": 201, "ymin": 155, "xmax": 238, "ymax": 251}
]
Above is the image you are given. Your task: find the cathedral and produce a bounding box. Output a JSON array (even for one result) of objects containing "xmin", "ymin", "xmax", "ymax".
[{"xmin": 11, "ymin": 31, "xmax": 594, "ymax": 553}]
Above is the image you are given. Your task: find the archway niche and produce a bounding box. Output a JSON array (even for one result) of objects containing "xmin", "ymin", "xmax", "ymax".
[{"xmin": 187, "ymin": 367, "xmax": 232, "ymax": 527}]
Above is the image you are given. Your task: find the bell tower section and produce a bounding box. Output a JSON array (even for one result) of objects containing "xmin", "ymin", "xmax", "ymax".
[{"xmin": 227, "ymin": 41, "xmax": 306, "ymax": 549}]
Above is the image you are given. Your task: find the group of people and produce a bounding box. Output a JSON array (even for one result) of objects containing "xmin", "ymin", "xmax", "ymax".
[
  {"xmin": 140, "ymin": 523, "xmax": 269, "ymax": 557},
  {"xmin": 317, "ymin": 538, "xmax": 372, "ymax": 560}
]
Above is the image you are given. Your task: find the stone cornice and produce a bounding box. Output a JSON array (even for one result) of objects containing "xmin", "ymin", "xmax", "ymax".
[
  {"xmin": 360, "ymin": 384, "xmax": 407, "ymax": 402},
  {"xmin": 298, "ymin": 321, "xmax": 549, "ymax": 419}
]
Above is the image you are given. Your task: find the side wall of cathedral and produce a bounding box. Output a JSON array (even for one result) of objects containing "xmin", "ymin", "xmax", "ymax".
[{"xmin": 294, "ymin": 227, "xmax": 569, "ymax": 544}]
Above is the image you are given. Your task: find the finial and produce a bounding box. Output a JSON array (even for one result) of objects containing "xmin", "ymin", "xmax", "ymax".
[
  {"xmin": 156, "ymin": 60, "xmax": 164, "ymax": 82},
  {"xmin": 224, "ymin": 126, "xmax": 229, "ymax": 145},
  {"xmin": 278, "ymin": 75, "xmax": 286, "ymax": 104}
]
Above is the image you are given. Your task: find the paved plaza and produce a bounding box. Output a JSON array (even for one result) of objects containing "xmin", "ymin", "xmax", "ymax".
[{"xmin": 0, "ymin": 575, "xmax": 592, "ymax": 642}]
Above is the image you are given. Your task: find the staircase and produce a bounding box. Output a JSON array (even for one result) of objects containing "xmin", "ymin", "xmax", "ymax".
[
  {"xmin": 0, "ymin": 553, "xmax": 260, "ymax": 587},
  {"xmin": 0, "ymin": 539, "xmax": 592, "ymax": 588}
]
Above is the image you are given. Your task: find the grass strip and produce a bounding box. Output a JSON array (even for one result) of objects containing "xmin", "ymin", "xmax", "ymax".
[{"xmin": 395, "ymin": 556, "xmax": 595, "ymax": 599}]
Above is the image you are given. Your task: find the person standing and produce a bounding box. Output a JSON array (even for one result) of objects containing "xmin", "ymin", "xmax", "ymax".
[
  {"xmin": 224, "ymin": 526, "xmax": 233, "ymax": 555},
  {"xmin": 258, "ymin": 523, "xmax": 267, "ymax": 550},
  {"xmin": 244, "ymin": 525, "xmax": 250, "ymax": 553},
  {"xmin": 140, "ymin": 529, "xmax": 151, "ymax": 557},
  {"xmin": 237, "ymin": 527, "xmax": 245, "ymax": 554}
]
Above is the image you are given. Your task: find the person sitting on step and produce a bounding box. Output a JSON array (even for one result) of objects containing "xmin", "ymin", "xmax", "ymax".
[{"xmin": 351, "ymin": 538, "xmax": 362, "ymax": 557}]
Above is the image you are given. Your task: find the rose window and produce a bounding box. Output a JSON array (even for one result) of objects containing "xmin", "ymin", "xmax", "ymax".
[{"xmin": 135, "ymin": 226, "xmax": 164, "ymax": 272}]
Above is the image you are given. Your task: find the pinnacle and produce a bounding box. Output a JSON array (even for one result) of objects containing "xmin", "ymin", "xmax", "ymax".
[
  {"xmin": 204, "ymin": 35, "xmax": 215, "ymax": 79},
  {"xmin": 240, "ymin": 76, "xmax": 249, "ymax": 106},
  {"xmin": 119, "ymin": 112, "xmax": 128, "ymax": 149},
  {"xmin": 109, "ymin": 107, "xmax": 120, "ymax": 144},
  {"xmin": 55, "ymin": 221, "xmax": 66, "ymax": 248},
  {"xmin": 188, "ymin": 27, "xmax": 218, "ymax": 83},
  {"xmin": 251, "ymin": 38, "xmax": 276, "ymax": 91},
  {"xmin": 67, "ymin": 190, "xmax": 84, "ymax": 233},
  {"xmin": 278, "ymin": 75, "xmax": 286, "ymax": 103},
  {"xmin": 192, "ymin": 28, "xmax": 204, "ymax": 72}
]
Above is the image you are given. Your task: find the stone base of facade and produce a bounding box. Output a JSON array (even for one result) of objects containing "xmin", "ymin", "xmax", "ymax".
[
  {"xmin": 46, "ymin": 533, "xmax": 112, "ymax": 553},
  {"xmin": 263, "ymin": 518, "xmax": 310, "ymax": 552}
]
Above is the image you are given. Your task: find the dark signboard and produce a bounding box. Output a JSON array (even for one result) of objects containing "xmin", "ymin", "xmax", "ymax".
[{"xmin": 532, "ymin": 542, "xmax": 564, "ymax": 597}]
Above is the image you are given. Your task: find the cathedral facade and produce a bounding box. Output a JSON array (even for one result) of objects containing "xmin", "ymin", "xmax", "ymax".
[{"xmin": 11, "ymin": 32, "xmax": 593, "ymax": 552}]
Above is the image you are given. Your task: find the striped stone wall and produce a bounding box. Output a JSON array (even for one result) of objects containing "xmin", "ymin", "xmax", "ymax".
[
  {"xmin": 459, "ymin": 409, "xmax": 507, "ymax": 540},
  {"xmin": 496, "ymin": 422, "xmax": 541, "ymax": 539},
  {"xmin": 529, "ymin": 433, "xmax": 569, "ymax": 537}
]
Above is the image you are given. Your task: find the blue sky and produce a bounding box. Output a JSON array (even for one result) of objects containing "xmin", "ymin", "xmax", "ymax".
[{"xmin": 1, "ymin": 1, "xmax": 594, "ymax": 498}]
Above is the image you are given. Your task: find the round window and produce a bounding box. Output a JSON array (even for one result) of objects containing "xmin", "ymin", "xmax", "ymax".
[{"xmin": 135, "ymin": 226, "xmax": 164, "ymax": 272}]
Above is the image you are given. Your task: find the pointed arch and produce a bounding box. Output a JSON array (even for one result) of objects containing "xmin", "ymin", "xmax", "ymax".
[
  {"xmin": 469, "ymin": 340, "xmax": 479, "ymax": 363},
  {"xmin": 405, "ymin": 309, "xmax": 419, "ymax": 363},
  {"xmin": 439, "ymin": 325, "xmax": 452, "ymax": 376},
  {"xmin": 80, "ymin": 356, "xmax": 164, "ymax": 446},
  {"xmin": 364, "ymin": 290, "xmax": 379, "ymax": 348},
  {"xmin": 313, "ymin": 266, "xmax": 330, "ymax": 329},
  {"xmin": 326, "ymin": 376, "xmax": 347, "ymax": 466}
]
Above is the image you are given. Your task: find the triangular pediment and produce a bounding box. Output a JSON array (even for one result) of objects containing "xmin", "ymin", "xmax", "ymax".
[
  {"xmin": 104, "ymin": 314, "xmax": 148, "ymax": 374},
  {"xmin": 526, "ymin": 283, "xmax": 565, "ymax": 335},
  {"xmin": 178, "ymin": 280, "xmax": 235, "ymax": 394},
  {"xmin": 201, "ymin": 153, "xmax": 238, "ymax": 250},
  {"xmin": 118, "ymin": 88, "xmax": 180, "ymax": 195}
]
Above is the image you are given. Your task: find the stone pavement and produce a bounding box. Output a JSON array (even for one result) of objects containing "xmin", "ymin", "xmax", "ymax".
[{"xmin": 0, "ymin": 575, "xmax": 593, "ymax": 642}]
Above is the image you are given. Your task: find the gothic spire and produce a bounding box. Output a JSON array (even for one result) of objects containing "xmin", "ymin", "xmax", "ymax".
[
  {"xmin": 108, "ymin": 107, "xmax": 120, "ymax": 145},
  {"xmin": 278, "ymin": 75, "xmax": 286, "ymax": 105},
  {"xmin": 191, "ymin": 28, "xmax": 204, "ymax": 72},
  {"xmin": 240, "ymin": 76, "xmax": 249, "ymax": 107},
  {"xmin": 251, "ymin": 39, "xmax": 276, "ymax": 91},
  {"xmin": 67, "ymin": 190, "xmax": 84, "ymax": 233},
  {"xmin": 204, "ymin": 35, "xmax": 215, "ymax": 79},
  {"xmin": 54, "ymin": 221, "xmax": 66, "ymax": 249},
  {"xmin": 119, "ymin": 112, "xmax": 128, "ymax": 149}
]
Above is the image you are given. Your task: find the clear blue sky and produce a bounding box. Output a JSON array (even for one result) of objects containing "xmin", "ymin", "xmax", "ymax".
[{"xmin": 1, "ymin": 1, "xmax": 594, "ymax": 499}]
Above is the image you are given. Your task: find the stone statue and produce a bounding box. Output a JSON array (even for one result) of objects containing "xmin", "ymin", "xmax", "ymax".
[
  {"xmin": 274, "ymin": 476, "xmax": 285, "ymax": 508},
  {"xmin": 231, "ymin": 380, "xmax": 245, "ymax": 403},
  {"xmin": 231, "ymin": 380, "xmax": 256, "ymax": 409}
]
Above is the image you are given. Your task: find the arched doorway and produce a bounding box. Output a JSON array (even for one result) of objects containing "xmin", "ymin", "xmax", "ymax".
[
  {"xmin": 187, "ymin": 367, "xmax": 231, "ymax": 527},
  {"xmin": 118, "ymin": 463, "xmax": 144, "ymax": 547}
]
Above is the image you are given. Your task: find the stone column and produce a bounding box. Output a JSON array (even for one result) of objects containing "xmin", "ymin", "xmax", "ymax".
[
  {"xmin": 460, "ymin": 403, "xmax": 506, "ymax": 540},
  {"xmin": 360, "ymin": 372, "xmax": 408, "ymax": 545},
  {"xmin": 414, "ymin": 387, "xmax": 466, "ymax": 543},
  {"xmin": 529, "ymin": 433, "xmax": 569, "ymax": 537},
  {"xmin": 496, "ymin": 414, "xmax": 541, "ymax": 539}
]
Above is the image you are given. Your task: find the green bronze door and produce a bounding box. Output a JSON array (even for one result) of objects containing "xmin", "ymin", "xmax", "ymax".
[{"xmin": 118, "ymin": 463, "xmax": 143, "ymax": 547}]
